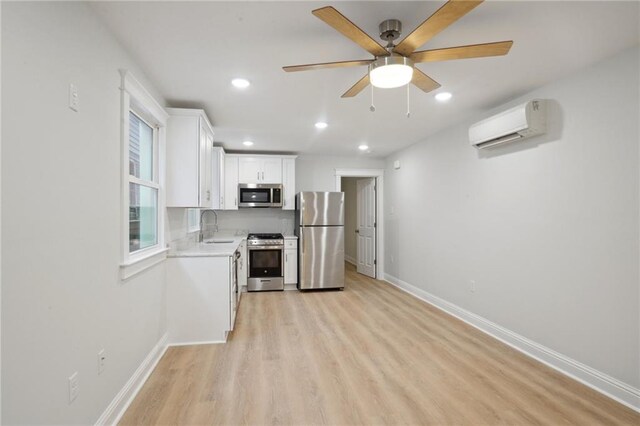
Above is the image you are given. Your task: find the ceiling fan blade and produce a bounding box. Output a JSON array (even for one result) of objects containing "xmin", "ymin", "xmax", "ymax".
[
  {"xmin": 312, "ymin": 6, "xmax": 389, "ymax": 57},
  {"xmin": 410, "ymin": 41, "xmax": 513, "ymax": 62},
  {"xmin": 394, "ymin": 0, "xmax": 484, "ymax": 56},
  {"xmin": 411, "ymin": 68, "xmax": 441, "ymax": 93},
  {"xmin": 283, "ymin": 59, "xmax": 374, "ymax": 73},
  {"xmin": 341, "ymin": 74, "xmax": 370, "ymax": 98}
]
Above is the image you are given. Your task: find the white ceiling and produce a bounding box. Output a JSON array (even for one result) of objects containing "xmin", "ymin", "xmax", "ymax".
[{"xmin": 92, "ymin": 1, "xmax": 639, "ymax": 157}]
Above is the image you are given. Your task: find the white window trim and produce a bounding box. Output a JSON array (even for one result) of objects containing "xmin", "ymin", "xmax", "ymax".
[{"xmin": 119, "ymin": 70, "xmax": 169, "ymax": 280}]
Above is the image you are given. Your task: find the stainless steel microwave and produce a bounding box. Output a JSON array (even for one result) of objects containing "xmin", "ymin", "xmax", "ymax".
[{"xmin": 238, "ymin": 184, "xmax": 283, "ymax": 208}]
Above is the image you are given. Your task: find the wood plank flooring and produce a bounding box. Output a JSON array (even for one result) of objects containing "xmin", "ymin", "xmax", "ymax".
[{"xmin": 120, "ymin": 263, "xmax": 639, "ymax": 425}]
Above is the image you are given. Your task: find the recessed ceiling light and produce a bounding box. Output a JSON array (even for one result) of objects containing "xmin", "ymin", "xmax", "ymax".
[
  {"xmin": 315, "ymin": 121, "xmax": 328, "ymax": 129},
  {"xmin": 358, "ymin": 144, "xmax": 369, "ymax": 151},
  {"xmin": 243, "ymin": 140, "xmax": 254, "ymax": 146},
  {"xmin": 435, "ymin": 92, "xmax": 452, "ymax": 102},
  {"xmin": 232, "ymin": 78, "xmax": 250, "ymax": 89}
]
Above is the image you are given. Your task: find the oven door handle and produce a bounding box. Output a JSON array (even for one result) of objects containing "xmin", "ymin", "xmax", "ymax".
[{"xmin": 248, "ymin": 245, "xmax": 284, "ymax": 250}]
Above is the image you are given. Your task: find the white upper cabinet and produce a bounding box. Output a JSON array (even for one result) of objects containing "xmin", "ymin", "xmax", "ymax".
[
  {"xmin": 282, "ymin": 158, "xmax": 296, "ymax": 210},
  {"xmin": 238, "ymin": 156, "xmax": 282, "ymax": 184},
  {"xmin": 224, "ymin": 154, "xmax": 295, "ymax": 209},
  {"xmin": 166, "ymin": 108, "xmax": 214, "ymax": 208},
  {"xmin": 224, "ymin": 155, "xmax": 239, "ymax": 210},
  {"xmin": 211, "ymin": 147, "xmax": 225, "ymax": 210},
  {"xmin": 261, "ymin": 157, "xmax": 283, "ymax": 183}
]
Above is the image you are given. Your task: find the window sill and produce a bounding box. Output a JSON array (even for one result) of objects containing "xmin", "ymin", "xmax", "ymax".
[{"xmin": 120, "ymin": 247, "xmax": 169, "ymax": 280}]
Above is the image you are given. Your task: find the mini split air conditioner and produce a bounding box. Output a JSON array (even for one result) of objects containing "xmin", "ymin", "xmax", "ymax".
[{"xmin": 469, "ymin": 99, "xmax": 547, "ymax": 149}]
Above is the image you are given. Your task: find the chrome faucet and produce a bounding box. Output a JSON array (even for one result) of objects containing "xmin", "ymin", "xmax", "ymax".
[{"xmin": 198, "ymin": 209, "xmax": 219, "ymax": 242}]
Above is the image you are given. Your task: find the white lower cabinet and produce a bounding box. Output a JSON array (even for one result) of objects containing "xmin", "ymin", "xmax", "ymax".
[
  {"xmin": 284, "ymin": 238, "xmax": 298, "ymax": 285},
  {"xmin": 167, "ymin": 255, "xmax": 237, "ymax": 344},
  {"xmin": 238, "ymin": 239, "xmax": 247, "ymax": 295}
]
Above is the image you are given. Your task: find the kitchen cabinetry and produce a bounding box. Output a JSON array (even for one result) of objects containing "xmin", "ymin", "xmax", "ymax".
[
  {"xmin": 224, "ymin": 155, "xmax": 239, "ymax": 210},
  {"xmin": 238, "ymin": 239, "xmax": 247, "ymax": 295},
  {"xmin": 211, "ymin": 147, "xmax": 225, "ymax": 209},
  {"xmin": 282, "ymin": 158, "xmax": 296, "ymax": 210},
  {"xmin": 222, "ymin": 154, "xmax": 296, "ymax": 210},
  {"xmin": 167, "ymin": 253, "xmax": 238, "ymax": 344},
  {"xmin": 284, "ymin": 238, "xmax": 298, "ymax": 285},
  {"xmin": 238, "ymin": 157, "xmax": 282, "ymax": 184},
  {"xmin": 165, "ymin": 108, "xmax": 214, "ymax": 208}
]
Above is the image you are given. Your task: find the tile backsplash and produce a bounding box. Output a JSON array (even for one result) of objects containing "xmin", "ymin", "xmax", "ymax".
[
  {"xmin": 210, "ymin": 209, "xmax": 295, "ymax": 235},
  {"xmin": 167, "ymin": 208, "xmax": 296, "ymax": 242}
]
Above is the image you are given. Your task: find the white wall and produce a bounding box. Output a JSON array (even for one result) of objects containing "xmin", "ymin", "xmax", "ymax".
[
  {"xmin": 296, "ymin": 154, "xmax": 385, "ymax": 192},
  {"xmin": 2, "ymin": 3, "xmax": 167, "ymax": 424},
  {"xmin": 342, "ymin": 178, "xmax": 358, "ymax": 261},
  {"xmin": 384, "ymin": 47, "xmax": 639, "ymax": 390}
]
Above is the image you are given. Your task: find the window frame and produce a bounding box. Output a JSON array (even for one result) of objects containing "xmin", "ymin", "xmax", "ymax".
[{"xmin": 119, "ymin": 70, "xmax": 169, "ymax": 279}]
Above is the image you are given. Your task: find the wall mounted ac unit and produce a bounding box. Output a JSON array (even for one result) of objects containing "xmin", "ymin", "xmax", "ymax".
[{"xmin": 469, "ymin": 99, "xmax": 547, "ymax": 149}]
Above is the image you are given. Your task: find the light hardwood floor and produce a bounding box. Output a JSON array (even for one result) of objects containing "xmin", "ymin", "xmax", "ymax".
[{"xmin": 121, "ymin": 263, "xmax": 639, "ymax": 425}]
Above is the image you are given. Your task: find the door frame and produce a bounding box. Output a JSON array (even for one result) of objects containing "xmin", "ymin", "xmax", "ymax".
[{"xmin": 335, "ymin": 168, "xmax": 384, "ymax": 280}]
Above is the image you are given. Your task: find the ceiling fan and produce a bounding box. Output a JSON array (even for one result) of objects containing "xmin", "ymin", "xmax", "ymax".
[{"xmin": 283, "ymin": 0, "xmax": 513, "ymax": 98}]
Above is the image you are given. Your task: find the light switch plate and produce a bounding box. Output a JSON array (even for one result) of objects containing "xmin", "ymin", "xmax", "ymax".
[
  {"xmin": 68, "ymin": 372, "xmax": 79, "ymax": 403},
  {"xmin": 69, "ymin": 83, "xmax": 79, "ymax": 112}
]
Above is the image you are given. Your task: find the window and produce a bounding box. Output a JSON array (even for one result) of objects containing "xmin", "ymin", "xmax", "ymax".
[
  {"xmin": 187, "ymin": 208, "xmax": 200, "ymax": 233},
  {"xmin": 128, "ymin": 112, "xmax": 158, "ymax": 252},
  {"xmin": 120, "ymin": 70, "xmax": 169, "ymax": 278}
]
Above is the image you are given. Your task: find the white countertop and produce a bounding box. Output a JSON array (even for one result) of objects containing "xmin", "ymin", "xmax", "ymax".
[{"xmin": 168, "ymin": 232, "xmax": 247, "ymax": 258}]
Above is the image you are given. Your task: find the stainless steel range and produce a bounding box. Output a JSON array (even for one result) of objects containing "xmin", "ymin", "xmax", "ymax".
[{"xmin": 246, "ymin": 233, "xmax": 284, "ymax": 291}]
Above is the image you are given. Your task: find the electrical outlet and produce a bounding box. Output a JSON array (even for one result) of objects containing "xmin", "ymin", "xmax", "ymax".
[
  {"xmin": 69, "ymin": 83, "xmax": 79, "ymax": 111},
  {"xmin": 98, "ymin": 349, "xmax": 106, "ymax": 375},
  {"xmin": 68, "ymin": 372, "xmax": 79, "ymax": 403},
  {"xmin": 470, "ymin": 280, "xmax": 476, "ymax": 293}
]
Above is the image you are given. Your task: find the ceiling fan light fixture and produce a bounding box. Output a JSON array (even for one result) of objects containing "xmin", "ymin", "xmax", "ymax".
[{"xmin": 369, "ymin": 56, "xmax": 414, "ymax": 89}]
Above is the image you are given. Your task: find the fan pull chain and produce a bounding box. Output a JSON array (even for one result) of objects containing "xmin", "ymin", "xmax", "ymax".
[
  {"xmin": 370, "ymin": 84, "xmax": 376, "ymax": 112},
  {"xmin": 406, "ymin": 83, "xmax": 411, "ymax": 118}
]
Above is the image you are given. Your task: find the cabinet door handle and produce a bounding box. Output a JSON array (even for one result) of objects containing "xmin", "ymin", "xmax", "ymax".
[
  {"xmin": 262, "ymin": 171, "xmax": 264, "ymax": 181},
  {"xmin": 257, "ymin": 171, "xmax": 259, "ymax": 181}
]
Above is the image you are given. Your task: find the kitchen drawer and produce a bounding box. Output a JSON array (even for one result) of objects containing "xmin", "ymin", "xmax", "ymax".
[{"xmin": 284, "ymin": 239, "xmax": 297, "ymax": 249}]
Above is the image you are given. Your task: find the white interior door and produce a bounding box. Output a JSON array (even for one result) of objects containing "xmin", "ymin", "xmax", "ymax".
[{"xmin": 356, "ymin": 178, "xmax": 376, "ymax": 278}]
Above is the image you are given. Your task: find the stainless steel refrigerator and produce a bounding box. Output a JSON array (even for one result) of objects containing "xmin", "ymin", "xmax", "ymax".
[{"xmin": 295, "ymin": 192, "xmax": 345, "ymax": 290}]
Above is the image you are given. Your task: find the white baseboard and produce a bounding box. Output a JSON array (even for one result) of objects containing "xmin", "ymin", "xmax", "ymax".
[
  {"xmin": 384, "ymin": 273, "xmax": 640, "ymax": 413},
  {"xmin": 167, "ymin": 340, "xmax": 226, "ymax": 347},
  {"xmin": 345, "ymin": 255, "xmax": 356, "ymax": 266},
  {"xmin": 95, "ymin": 333, "xmax": 169, "ymax": 425}
]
